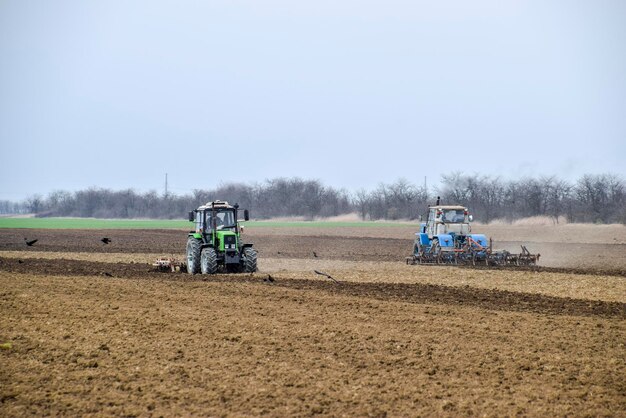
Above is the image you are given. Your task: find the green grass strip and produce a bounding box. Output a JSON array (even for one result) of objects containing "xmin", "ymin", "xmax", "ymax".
[
  {"xmin": 247, "ymin": 221, "xmax": 416, "ymax": 228},
  {"xmin": 0, "ymin": 218, "xmax": 189, "ymax": 229},
  {"xmin": 0, "ymin": 217, "xmax": 417, "ymax": 230}
]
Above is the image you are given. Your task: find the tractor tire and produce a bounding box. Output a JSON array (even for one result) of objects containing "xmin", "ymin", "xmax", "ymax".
[
  {"xmin": 201, "ymin": 247, "xmax": 218, "ymax": 274},
  {"xmin": 243, "ymin": 247, "xmax": 257, "ymax": 273},
  {"xmin": 186, "ymin": 237, "xmax": 202, "ymax": 275},
  {"xmin": 431, "ymin": 238, "xmax": 441, "ymax": 264},
  {"xmin": 413, "ymin": 244, "xmax": 422, "ymax": 264}
]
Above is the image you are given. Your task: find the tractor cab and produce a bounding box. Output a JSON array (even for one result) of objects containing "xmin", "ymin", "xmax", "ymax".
[
  {"xmin": 423, "ymin": 205, "xmax": 472, "ymax": 238},
  {"xmin": 191, "ymin": 201, "xmax": 242, "ymax": 234}
]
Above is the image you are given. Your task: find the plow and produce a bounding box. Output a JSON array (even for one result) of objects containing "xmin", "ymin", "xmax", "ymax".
[
  {"xmin": 153, "ymin": 257, "xmax": 187, "ymax": 272},
  {"xmin": 408, "ymin": 241, "xmax": 540, "ymax": 266},
  {"xmin": 407, "ymin": 200, "xmax": 540, "ymax": 267}
]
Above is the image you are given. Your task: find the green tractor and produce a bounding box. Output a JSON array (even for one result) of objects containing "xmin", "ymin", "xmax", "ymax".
[{"xmin": 186, "ymin": 200, "xmax": 257, "ymax": 274}]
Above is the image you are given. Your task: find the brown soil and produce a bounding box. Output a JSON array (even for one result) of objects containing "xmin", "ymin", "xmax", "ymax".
[
  {"xmin": 2, "ymin": 227, "xmax": 625, "ymax": 270},
  {"xmin": 1, "ymin": 226, "xmax": 625, "ymax": 416}
]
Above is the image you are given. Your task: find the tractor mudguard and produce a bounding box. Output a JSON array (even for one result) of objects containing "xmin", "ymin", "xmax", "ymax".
[
  {"xmin": 416, "ymin": 233, "xmax": 430, "ymax": 246},
  {"xmin": 435, "ymin": 234, "xmax": 454, "ymax": 247},
  {"xmin": 469, "ymin": 234, "xmax": 488, "ymax": 248},
  {"xmin": 191, "ymin": 233, "xmax": 202, "ymax": 239}
]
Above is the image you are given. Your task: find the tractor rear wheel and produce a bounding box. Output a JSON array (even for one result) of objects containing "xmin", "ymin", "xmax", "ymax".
[
  {"xmin": 243, "ymin": 247, "xmax": 257, "ymax": 273},
  {"xmin": 186, "ymin": 237, "xmax": 201, "ymax": 275},
  {"xmin": 201, "ymin": 247, "xmax": 218, "ymax": 274},
  {"xmin": 413, "ymin": 244, "xmax": 422, "ymax": 264},
  {"xmin": 431, "ymin": 238, "xmax": 441, "ymax": 264}
]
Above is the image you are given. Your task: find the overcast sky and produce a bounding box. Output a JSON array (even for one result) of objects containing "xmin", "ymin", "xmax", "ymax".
[{"xmin": 1, "ymin": 0, "xmax": 625, "ymax": 201}]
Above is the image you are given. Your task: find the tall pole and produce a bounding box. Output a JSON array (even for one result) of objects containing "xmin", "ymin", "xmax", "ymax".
[{"xmin": 165, "ymin": 173, "xmax": 168, "ymax": 197}]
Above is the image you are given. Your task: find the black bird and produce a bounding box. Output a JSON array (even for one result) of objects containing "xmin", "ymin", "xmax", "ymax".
[
  {"xmin": 101, "ymin": 237, "xmax": 111, "ymax": 244},
  {"xmin": 24, "ymin": 238, "xmax": 38, "ymax": 247},
  {"xmin": 313, "ymin": 251, "xmax": 318, "ymax": 258},
  {"xmin": 263, "ymin": 274, "xmax": 275, "ymax": 283},
  {"xmin": 18, "ymin": 259, "xmax": 24, "ymax": 264},
  {"xmin": 314, "ymin": 270, "xmax": 339, "ymax": 283},
  {"xmin": 103, "ymin": 272, "xmax": 113, "ymax": 277}
]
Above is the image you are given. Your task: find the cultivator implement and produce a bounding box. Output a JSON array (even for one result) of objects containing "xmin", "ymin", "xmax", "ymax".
[
  {"xmin": 408, "ymin": 239, "xmax": 540, "ymax": 267},
  {"xmin": 408, "ymin": 244, "xmax": 540, "ymax": 266},
  {"xmin": 501, "ymin": 245, "xmax": 541, "ymax": 266},
  {"xmin": 153, "ymin": 257, "xmax": 187, "ymax": 272}
]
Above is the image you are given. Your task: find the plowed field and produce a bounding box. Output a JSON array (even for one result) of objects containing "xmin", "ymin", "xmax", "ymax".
[{"xmin": 1, "ymin": 225, "xmax": 625, "ymax": 416}]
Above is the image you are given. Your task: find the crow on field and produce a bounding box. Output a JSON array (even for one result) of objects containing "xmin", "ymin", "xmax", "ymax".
[
  {"xmin": 313, "ymin": 251, "xmax": 318, "ymax": 258},
  {"xmin": 314, "ymin": 270, "xmax": 339, "ymax": 283},
  {"xmin": 18, "ymin": 259, "xmax": 24, "ymax": 264},
  {"xmin": 24, "ymin": 238, "xmax": 38, "ymax": 247},
  {"xmin": 101, "ymin": 237, "xmax": 112, "ymax": 244},
  {"xmin": 103, "ymin": 272, "xmax": 113, "ymax": 277}
]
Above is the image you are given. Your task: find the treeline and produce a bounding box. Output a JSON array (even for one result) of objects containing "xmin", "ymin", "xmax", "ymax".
[
  {"xmin": 438, "ymin": 173, "xmax": 625, "ymax": 224},
  {"xmin": 1, "ymin": 178, "xmax": 351, "ymax": 220},
  {"xmin": 1, "ymin": 174, "xmax": 624, "ymax": 224}
]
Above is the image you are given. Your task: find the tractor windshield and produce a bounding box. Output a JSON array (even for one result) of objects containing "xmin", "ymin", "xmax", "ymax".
[
  {"xmin": 443, "ymin": 209, "xmax": 465, "ymax": 223},
  {"xmin": 207, "ymin": 210, "xmax": 236, "ymax": 230}
]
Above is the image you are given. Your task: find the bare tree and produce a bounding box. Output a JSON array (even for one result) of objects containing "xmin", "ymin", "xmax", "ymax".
[
  {"xmin": 541, "ymin": 176, "xmax": 571, "ymax": 224},
  {"xmin": 26, "ymin": 194, "xmax": 44, "ymax": 214},
  {"xmin": 575, "ymin": 174, "xmax": 625, "ymax": 223}
]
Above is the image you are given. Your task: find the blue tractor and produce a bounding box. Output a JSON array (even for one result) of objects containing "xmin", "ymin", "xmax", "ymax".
[{"xmin": 409, "ymin": 200, "xmax": 539, "ymax": 266}]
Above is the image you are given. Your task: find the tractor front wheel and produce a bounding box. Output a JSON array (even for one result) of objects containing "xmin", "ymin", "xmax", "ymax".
[
  {"xmin": 243, "ymin": 247, "xmax": 257, "ymax": 273},
  {"xmin": 186, "ymin": 237, "xmax": 201, "ymax": 275},
  {"xmin": 201, "ymin": 247, "xmax": 218, "ymax": 274}
]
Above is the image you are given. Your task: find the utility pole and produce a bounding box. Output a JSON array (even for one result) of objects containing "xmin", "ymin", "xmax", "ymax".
[{"xmin": 165, "ymin": 173, "xmax": 168, "ymax": 197}]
